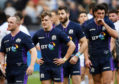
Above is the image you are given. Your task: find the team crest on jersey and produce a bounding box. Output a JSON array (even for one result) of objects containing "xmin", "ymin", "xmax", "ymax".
[
  {"xmin": 102, "ymin": 26, "xmax": 106, "ymax": 31},
  {"xmin": 52, "ymin": 35, "xmax": 56, "ymax": 40},
  {"xmin": 69, "ymin": 29, "xmax": 73, "ymax": 34},
  {"xmin": 16, "ymin": 38, "xmax": 21, "ymax": 43}
]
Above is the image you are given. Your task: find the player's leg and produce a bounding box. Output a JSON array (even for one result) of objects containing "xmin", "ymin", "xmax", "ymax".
[
  {"xmin": 111, "ymin": 70, "xmax": 116, "ymax": 84},
  {"xmin": 101, "ymin": 56, "xmax": 113, "ymax": 84},
  {"xmin": 63, "ymin": 60, "xmax": 70, "ymax": 84},
  {"xmin": 102, "ymin": 71, "xmax": 112, "ymax": 84},
  {"xmin": 52, "ymin": 67, "xmax": 63, "ymax": 84},
  {"xmin": 7, "ymin": 75, "xmax": 14, "ymax": 84},
  {"xmin": 92, "ymin": 74, "xmax": 101, "ymax": 84},
  {"xmin": 71, "ymin": 75, "xmax": 81, "ymax": 84},
  {"xmin": 15, "ymin": 72, "xmax": 27, "ymax": 84},
  {"xmin": 80, "ymin": 55, "xmax": 85, "ymax": 84},
  {"xmin": 0, "ymin": 77, "xmax": 5, "ymax": 84},
  {"xmin": 41, "ymin": 80, "xmax": 52, "ymax": 84},
  {"xmin": 117, "ymin": 70, "xmax": 119, "ymax": 84},
  {"xmin": 63, "ymin": 77, "xmax": 69, "ymax": 84},
  {"xmin": 54, "ymin": 81, "xmax": 63, "ymax": 84},
  {"xmin": 70, "ymin": 59, "xmax": 81, "ymax": 84},
  {"xmin": 85, "ymin": 67, "xmax": 94, "ymax": 84}
]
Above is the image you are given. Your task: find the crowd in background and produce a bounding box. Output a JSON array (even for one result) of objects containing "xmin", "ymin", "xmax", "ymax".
[{"xmin": 0, "ymin": 0, "xmax": 119, "ymax": 30}]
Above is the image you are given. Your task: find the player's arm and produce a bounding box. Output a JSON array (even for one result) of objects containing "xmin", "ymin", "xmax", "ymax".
[
  {"xmin": 110, "ymin": 37, "xmax": 115, "ymax": 52},
  {"xmin": 0, "ymin": 52, "xmax": 6, "ymax": 75},
  {"xmin": 0, "ymin": 52, "xmax": 5, "ymax": 64},
  {"xmin": 54, "ymin": 40, "xmax": 75, "ymax": 65},
  {"xmin": 26, "ymin": 47, "xmax": 37, "ymax": 75},
  {"xmin": 84, "ymin": 40, "xmax": 92, "ymax": 68},
  {"xmin": 70, "ymin": 37, "xmax": 88, "ymax": 64},
  {"xmin": 64, "ymin": 40, "xmax": 76, "ymax": 60},
  {"xmin": 97, "ymin": 19, "xmax": 118, "ymax": 38}
]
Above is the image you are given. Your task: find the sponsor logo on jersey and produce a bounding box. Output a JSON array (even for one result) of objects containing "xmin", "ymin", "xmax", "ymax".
[
  {"xmin": 68, "ymin": 36, "xmax": 72, "ymax": 40},
  {"xmin": 48, "ymin": 42, "xmax": 56, "ymax": 50},
  {"xmin": 92, "ymin": 32, "xmax": 106, "ymax": 40},
  {"xmin": 98, "ymin": 32, "xmax": 106, "ymax": 40},
  {"xmin": 4, "ymin": 40, "xmax": 9, "ymax": 43},
  {"xmin": 38, "ymin": 37, "xmax": 45, "ymax": 39},
  {"xmin": 89, "ymin": 28, "xmax": 96, "ymax": 31},
  {"xmin": 11, "ymin": 44, "xmax": 19, "ymax": 52},
  {"xmin": 6, "ymin": 44, "xmax": 19, "ymax": 52}
]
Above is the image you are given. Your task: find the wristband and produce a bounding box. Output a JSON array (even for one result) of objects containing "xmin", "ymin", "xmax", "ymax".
[
  {"xmin": 75, "ymin": 52, "xmax": 81, "ymax": 57},
  {"xmin": 63, "ymin": 57, "xmax": 67, "ymax": 62}
]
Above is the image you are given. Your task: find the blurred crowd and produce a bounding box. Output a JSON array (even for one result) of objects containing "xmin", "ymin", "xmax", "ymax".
[{"xmin": 0, "ymin": 0, "xmax": 119, "ymax": 30}]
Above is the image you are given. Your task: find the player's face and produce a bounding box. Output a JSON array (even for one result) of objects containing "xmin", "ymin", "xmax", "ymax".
[
  {"xmin": 58, "ymin": 10, "xmax": 68, "ymax": 24},
  {"xmin": 7, "ymin": 17, "xmax": 18, "ymax": 31},
  {"xmin": 41, "ymin": 15, "xmax": 52, "ymax": 30},
  {"xmin": 51, "ymin": 12, "xmax": 58, "ymax": 24},
  {"xmin": 109, "ymin": 13, "xmax": 118, "ymax": 22},
  {"xmin": 94, "ymin": 9, "xmax": 105, "ymax": 20},
  {"xmin": 78, "ymin": 13, "xmax": 88, "ymax": 24}
]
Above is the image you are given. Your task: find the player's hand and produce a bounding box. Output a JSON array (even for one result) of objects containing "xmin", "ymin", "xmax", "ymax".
[
  {"xmin": 26, "ymin": 65, "xmax": 34, "ymax": 75},
  {"xmin": 0, "ymin": 63, "xmax": 6, "ymax": 76},
  {"xmin": 96, "ymin": 18, "xmax": 105, "ymax": 25},
  {"xmin": 69, "ymin": 56, "xmax": 78, "ymax": 64},
  {"xmin": 36, "ymin": 58, "xmax": 44, "ymax": 65},
  {"xmin": 85, "ymin": 58, "xmax": 92, "ymax": 68},
  {"xmin": 53, "ymin": 58, "xmax": 65, "ymax": 66}
]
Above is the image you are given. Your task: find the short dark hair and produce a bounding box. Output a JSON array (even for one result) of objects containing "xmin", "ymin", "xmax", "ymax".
[
  {"xmin": 40, "ymin": 11, "xmax": 52, "ymax": 19},
  {"xmin": 93, "ymin": 4, "xmax": 106, "ymax": 16},
  {"xmin": 14, "ymin": 11, "xmax": 23, "ymax": 20},
  {"xmin": 51, "ymin": 10, "xmax": 58, "ymax": 15},
  {"xmin": 89, "ymin": 3, "xmax": 96, "ymax": 10},
  {"xmin": 58, "ymin": 6, "xmax": 70, "ymax": 13},
  {"xmin": 78, "ymin": 11, "xmax": 87, "ymax": 16},
  {"xmin": 108, "ymin": 9, "xmax": 118, "ymax": 15},
  {"xmin": 101, "ymin": 3, "xmax": 108, "ymax": 14}
]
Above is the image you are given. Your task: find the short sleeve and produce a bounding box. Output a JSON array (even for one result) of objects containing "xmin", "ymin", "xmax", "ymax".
[
  {"xmin": 32, "ymin": 33, "xmax": 39, "ymax": 46},
  {"xmin": 59, "ymin": 30, "xmax": 70, "ymax": 44},
  {"xmin": 0, "ymin": 38, "xmax": 6, "ymax": 53},
  {"xmin": 23, "ymin": 35, "xmax": 35, "ymax": 51},
  {"xmin": 82, "ymin": 23, "xmax": 90, "ymax": 39},
  {"xmin": 76, "ymin": 25, "xmax": 85, "ymax": 40}
]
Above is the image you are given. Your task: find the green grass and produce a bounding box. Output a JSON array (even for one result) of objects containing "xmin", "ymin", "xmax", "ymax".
[{"xmin": 27, "ymin": 72, "xmax": 41, "ymax": 84}]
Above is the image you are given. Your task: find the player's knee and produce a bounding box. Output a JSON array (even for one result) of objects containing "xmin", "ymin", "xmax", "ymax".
[
  {"xmin": 93, "ymin": 78, "xmax": 101, "ymax": 84},
  {"xmin": 103, "ymin": 79, "xmax": 111, "ymax": 84}
]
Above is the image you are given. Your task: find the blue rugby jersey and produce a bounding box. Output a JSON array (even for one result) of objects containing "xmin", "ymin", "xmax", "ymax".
[
  {"xmin": 56, "ymin": 21, "xmax": 85, "ymax": 57},
  {"xmin": 32, "ymin": 28, "xmax": 70, "ymax": 67},
  {"xmin": 0, "ymin": 31, "xmax": 34, "ymax": 67},
  {"xmin": 82, "ymin": 18, "xmax": 115, "ymax": 57}
]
